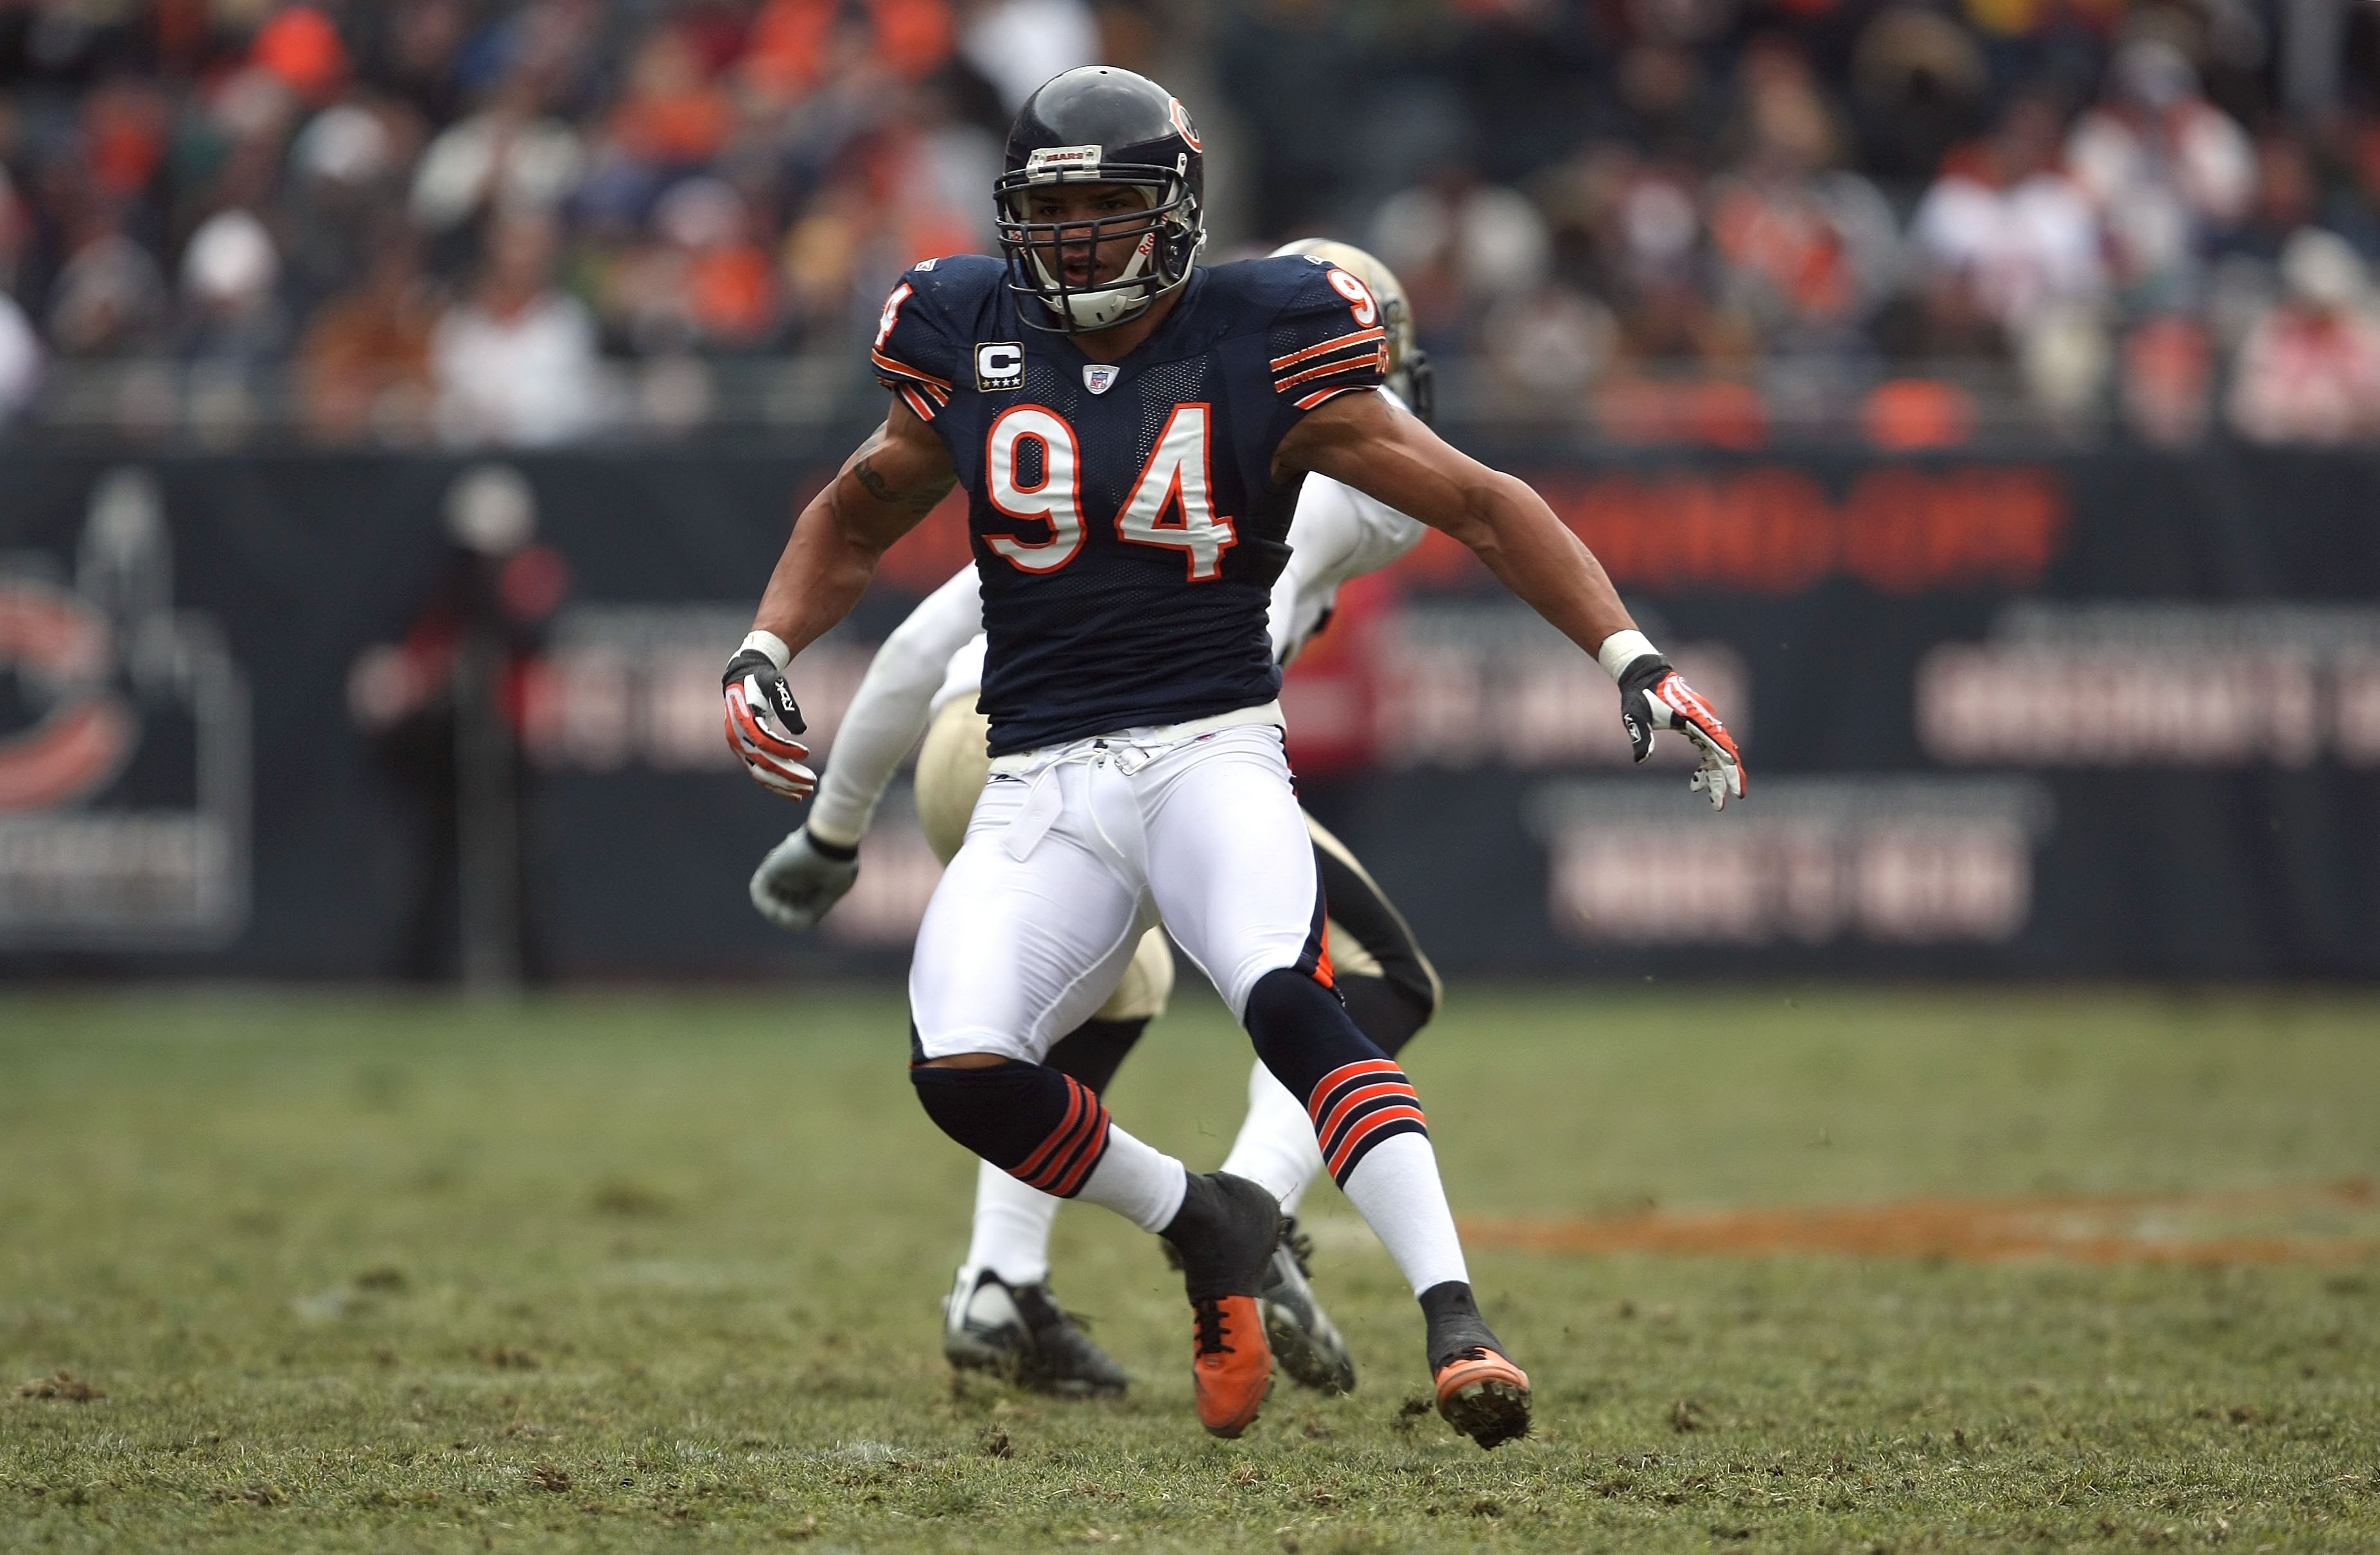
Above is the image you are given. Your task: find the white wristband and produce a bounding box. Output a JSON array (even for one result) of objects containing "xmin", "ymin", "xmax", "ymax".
[
  {"xmin": 1596, "ymin": 628, "xmax": 1659, "ymax": 684},
  {"xmin": 740, "ymin": 629, "xmax": 791, "ymax": 672}
]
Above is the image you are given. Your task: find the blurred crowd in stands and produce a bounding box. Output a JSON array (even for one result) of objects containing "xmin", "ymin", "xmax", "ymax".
[{"xmin": 4, "ymin": 0, "xmax": 2380, "ymax": 446}]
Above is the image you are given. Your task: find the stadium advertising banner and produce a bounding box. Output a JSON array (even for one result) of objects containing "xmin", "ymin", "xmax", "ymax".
[{"xmin": 0, "ymin": 444, "xmax": 2372, "ymax": 981}]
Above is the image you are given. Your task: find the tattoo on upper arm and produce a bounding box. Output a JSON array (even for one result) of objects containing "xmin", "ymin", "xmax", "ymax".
[{"xmin": 851, "ymin": 455, "xmax": 953, "ymax": 516}]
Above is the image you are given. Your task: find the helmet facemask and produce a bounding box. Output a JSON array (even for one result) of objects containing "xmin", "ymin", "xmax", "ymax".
[{"xmin": 995, "ymin": 160, "xmax": 1203, "ymax": 333}]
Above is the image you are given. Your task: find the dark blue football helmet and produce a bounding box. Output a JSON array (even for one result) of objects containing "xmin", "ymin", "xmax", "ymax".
[{"xmin": 995, "ymin": 66, "xmax": 1206, "ymax": 333}]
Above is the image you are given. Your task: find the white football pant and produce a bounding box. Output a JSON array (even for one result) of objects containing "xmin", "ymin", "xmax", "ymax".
[{"xmin": 910, "ymin": 715, "xmax": 1321, "ymax": 1063}]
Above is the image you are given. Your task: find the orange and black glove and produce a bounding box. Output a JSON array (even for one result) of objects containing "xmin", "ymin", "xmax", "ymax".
[{"xmin": 1612, "ymin": 642, "xmax": 1746, "ymax": 811}]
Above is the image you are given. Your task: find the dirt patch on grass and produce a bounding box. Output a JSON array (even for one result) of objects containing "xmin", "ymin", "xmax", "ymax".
[{"xmin": 1464, "ymin": 1181, "xmax": 2379, "ymax": 1264}]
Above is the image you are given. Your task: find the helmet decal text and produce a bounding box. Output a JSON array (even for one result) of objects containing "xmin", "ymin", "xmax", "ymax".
[{"xmin": 1024, "ymin": 144, "xmax": 1104, "ymax": 177}]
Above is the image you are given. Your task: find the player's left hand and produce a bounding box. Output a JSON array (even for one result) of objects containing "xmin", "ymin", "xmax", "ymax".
[
  {"xmin": 722, "ymin": 647, "xmax": 816, "ymax": 800},
  {"xmin": 749, "ymin": 827, "xmax": 859, "ymax": 931},
  {"xmin": 1616, "ymin": 655, "xmax": 1746, "ymax": 811}
]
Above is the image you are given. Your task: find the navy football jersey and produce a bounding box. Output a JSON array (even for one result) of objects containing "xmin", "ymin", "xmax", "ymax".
[{"xmin": 869, "ymin": 253, "xmax": 1388, "ymax": 755}]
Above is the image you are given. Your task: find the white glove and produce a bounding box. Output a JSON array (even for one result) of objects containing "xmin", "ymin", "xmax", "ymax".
[{"xmin": 750, "ymin": 827, "xmax": 860, "ymax": 931}]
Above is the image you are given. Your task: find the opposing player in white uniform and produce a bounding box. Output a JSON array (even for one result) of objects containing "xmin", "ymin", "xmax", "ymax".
[
  {"xmin": 753, "ymin": 242, "xmax": 1446, "ymax": 1401},
  {"xmin": 722, "ymin": 68, "xmax": 1744, "ymax": 1448}
]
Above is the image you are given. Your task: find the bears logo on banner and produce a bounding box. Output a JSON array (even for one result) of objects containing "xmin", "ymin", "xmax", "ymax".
[{"xmin": 0, "ymin": 469, "xmax": 250, "ymax": 948}]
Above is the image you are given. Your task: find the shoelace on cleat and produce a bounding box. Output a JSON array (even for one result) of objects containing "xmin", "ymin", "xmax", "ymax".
[
  {"xmin": 1438, "ymin": 1345, "xmax": 1501, "ymax": 1375},
  {"xmin": 1191, "ymin": 1297, "xmax": 1236, "ymax": 1357}
]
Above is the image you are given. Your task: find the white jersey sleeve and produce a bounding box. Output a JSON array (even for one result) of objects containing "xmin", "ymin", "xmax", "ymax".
[
  {"xmin": 1268, "ymin": 458, "xmax": 1428, "ymax": 665},
  {"xmin": 805, "ymin": 566, "xmax": 984, "ymax": 847}
]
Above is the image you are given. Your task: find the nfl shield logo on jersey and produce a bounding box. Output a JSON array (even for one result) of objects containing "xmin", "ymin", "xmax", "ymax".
[{"xmin": 1082, "ymin": 364, "xmax": 1121, "ymax": 395}]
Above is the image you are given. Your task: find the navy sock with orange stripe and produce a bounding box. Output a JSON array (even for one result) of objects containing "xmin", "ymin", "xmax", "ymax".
[
  {"xmin": 1241, "ymin": 967, "xmax": 1469, "ymax": 1295},
  {"xmin": 911, "ymin": 1060, "xmax": 1113, "ymax": 1199},
  {"xmin": 913, "ymin": 1059, "xmax": 1188, "ymax": 1231},
  {"xmin": 1243, "ymin": 968, "xmax": 1428, "ymax": 1187}
]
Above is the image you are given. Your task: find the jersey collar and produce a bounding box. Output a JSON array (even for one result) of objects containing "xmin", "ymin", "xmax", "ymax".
[{"xmin": 1046, "ymin": 265, "xmax": 1209, "ymax": 376}]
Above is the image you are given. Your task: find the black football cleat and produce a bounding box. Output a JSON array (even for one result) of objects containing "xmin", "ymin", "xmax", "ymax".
[
  {"xmin": 1421, "ymin": 1280, "xmax": 1532, "ymax": 1449},
  {"xmin": 1258, "ymin": 1216, "xmax": 1356, "ymax": 1394},
  {"xmin": 942, "ymin": 1267, "xmax": 1126, "ymax": 1398}
]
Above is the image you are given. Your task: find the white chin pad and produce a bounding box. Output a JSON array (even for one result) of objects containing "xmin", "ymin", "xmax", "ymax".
[{"xmin": 1030, "ymin": 245, "xmax": 1155, "ymax": 329}]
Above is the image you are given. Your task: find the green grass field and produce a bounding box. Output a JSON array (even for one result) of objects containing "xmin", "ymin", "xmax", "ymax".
[{"xmin": 3, "ymin": 985, "xmax": 2377, "ymax": 1552}]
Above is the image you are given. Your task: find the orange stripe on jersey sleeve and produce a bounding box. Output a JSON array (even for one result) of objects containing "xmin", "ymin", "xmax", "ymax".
[
  {"xmin": 1269, "ymin": 326, "xmax": 1385, "ymax": 373},
  {"xmin": 870, "ymin": 347, "xmax": 953, "ymax": 391},
  {"xmin": 1275, "ymin": 344, "xmax": 1387, "ymax": 394}
]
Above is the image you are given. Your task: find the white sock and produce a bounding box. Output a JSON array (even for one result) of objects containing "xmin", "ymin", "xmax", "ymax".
[
  {"xmin": 1072, "ymin": 1121, "xmax": 1189, "ymax": 1233},
  {"xmin": 1337, "ymin": 1131, "xmax": 1469, "ymax": 1296},
  {"xmin": 963, "ymin": 1159, "xmax": 1060, "ymax": 1287},
  {"xmin": 1219, "ymin": 1060, "xmax": 1324, "ymax": 1215}
]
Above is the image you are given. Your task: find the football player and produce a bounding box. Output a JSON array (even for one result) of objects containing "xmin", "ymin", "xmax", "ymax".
[
  {"xmin": 751, "ymin": 242, "xmax": 1444, "ymax": 1403},
  {"xmin": 723, "ymin": 67, "xmax": 1742, "ymax": 1449}
]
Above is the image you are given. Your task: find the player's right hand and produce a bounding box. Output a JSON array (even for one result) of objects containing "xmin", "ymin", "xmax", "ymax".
[
  {"xmin": 749, "ymin": 827, "xmax": 861, "ymax": 931},
  {"xmin": 722, "ymin": 647, "xmax": 816, "ymax": 800},
  {"xmin": 1616, "ymin": 652, "xmax": 1746, "ymax": 811}
]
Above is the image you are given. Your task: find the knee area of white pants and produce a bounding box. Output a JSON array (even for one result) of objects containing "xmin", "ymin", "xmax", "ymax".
[
  {"xmin": 1216, "ymin": 944, "xmax": 1320, "ymax": 1021},
  {"xmin": 909, "ymin": 1024, "xmax": 1039, "ymax": 1065}
]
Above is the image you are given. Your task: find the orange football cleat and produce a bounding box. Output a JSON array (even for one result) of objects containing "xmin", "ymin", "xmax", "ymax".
[
  {"xmin": 1190, "ymin": 1294, "xmax": 1273, "ymax": 1437},
  {"xmin": 1159, "ymin": 1172, "xmax": 1284, "ymax": 1440},
  {"xmin": 1433, "ymin": 1346, "xmax": 1532, "ymax": 1449}
]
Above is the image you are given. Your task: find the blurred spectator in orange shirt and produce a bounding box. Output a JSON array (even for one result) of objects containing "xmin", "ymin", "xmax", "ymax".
[
  {"xmin": 1707, "ymin": 39, "xmax": 1898, "ymax": 353},
  {"xmin": 608, "ymin": 177, "xmax": 780, "ymax": 351},
  {"xmin": 251, "ymin": 6, "xmax": 351, "ymax": 105},
  {"xmin": 2122, "ymin": 315, "xmax": 2211, "ymax": 446},
  {"xmin": 82, "ymin": 78, "xmax": 172, "ymax": 203},
  {"xmin": 300, "ymin": 225, "xmax": 441, "ymax": 443},
  {"xmin": 611, "ymin": 25, "xmax": 732, "ymax": 170},
  {"xmin": 744, "ymin": 0, "xmax": 954, "ymax": 103}
]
